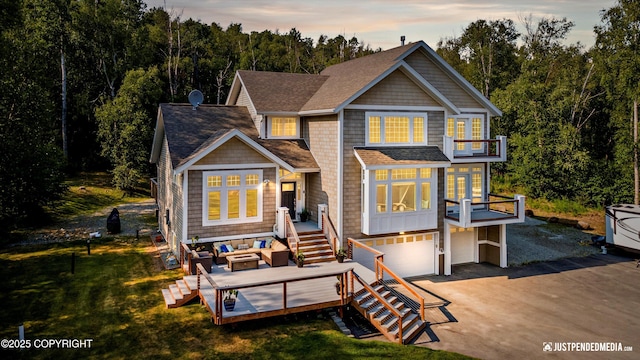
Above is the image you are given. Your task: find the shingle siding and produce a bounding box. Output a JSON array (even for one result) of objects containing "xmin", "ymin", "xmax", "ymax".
[
  {"xmin": 187, "ymin": 168, "xmax": 276, "ymax": 239},
  {"xmin": 157, "ymin": 136, "xmax": 183, "ymax": 253},
  {"xmin": 352, "ymin": 70, "xmax": 440, "ymax": 106},
  {"xmin": 195, "ymin": 137, "xmax": 271, "ymax": 166},
  {"xmin": 342, "ymin": 110, "xmax": 366, "ymax": 240},
  {"xmin": 405, "ymin": 50, "xmax": 482, "ymax": 109},
  {"xmin": 306, "ymin": 115, "xmax": 339, "ymax": 225}
]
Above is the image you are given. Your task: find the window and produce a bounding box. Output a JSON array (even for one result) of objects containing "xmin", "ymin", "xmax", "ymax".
[
  {"xmin": 366, "ymin": 112, "xmax": 427, "ymax": 145},
  {"xmin": 269, "ymin": 117, "xmax": 299, "ymax": 138},
  {"xmin": 446, "ymin": 165, "xmax": 484, "ymax": 204},
  {"xmin": 203, "ymin": 170, "xmax": 263, "ymax": 225},
  {"xmin": 373, "ymin": 168, "xmax": 434, "ymax": 213},
  {"xmin": 447, "ymin": 115, "xmax": 485, "ymax": 153}
]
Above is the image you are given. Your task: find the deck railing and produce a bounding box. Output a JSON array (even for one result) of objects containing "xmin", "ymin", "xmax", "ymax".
[
  {"xmin": 180, "ymin": 243, "xmax": 192, "ymax": 275},
  {"xmin": 347, "ymin": 238, "xmax": 426, "ymax": 326},
  {"xmin": 445, "ymin": 193, "xmax": 526, "ymax": 227},
  {"xmin": 197, "ymin": 262, "xmax": 352, "ymax": 325},
  {"xmin": 443, "ymin": 135, "xmax": 507, "ymax": 162}
]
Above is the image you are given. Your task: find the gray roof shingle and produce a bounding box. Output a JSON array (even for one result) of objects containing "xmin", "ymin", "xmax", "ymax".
[
  {"xmin": 354, "ymin": 146, "xmax": 451, "ymax": 168},
  {"xmin": 160, "ymin": 103, "xmax": 318, "ymax": 171}
]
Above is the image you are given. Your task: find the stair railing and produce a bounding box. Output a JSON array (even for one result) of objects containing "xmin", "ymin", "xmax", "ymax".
[
  {"xmin": 180, "ymin": 243, "xmax": 192, "ymax": 275},
  {"xmin": 352, "ymin": 271, "xmax": 404, "ymax": 344},
  {"xmin": 347, "ymin": 238, "xmax": 425, "ymax": 322},
  {"xmin": 284, "ymin": 213, "xmax": 301, "ymax": 255},
  {"xmin": 196, "ymin": 263, "xmax": 220, "ymax": 322},
  {"xmin": 321, "ymin": 212, "xmax": 340, "ymax": 254}
]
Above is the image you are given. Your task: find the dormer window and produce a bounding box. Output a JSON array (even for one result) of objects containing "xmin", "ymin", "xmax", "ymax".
[{"xmin": 268, "ymin": 116, "xmax": 299, "ymax": 138}]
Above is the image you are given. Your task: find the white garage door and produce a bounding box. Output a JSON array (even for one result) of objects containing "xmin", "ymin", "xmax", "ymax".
[
  {"xmin": 353, "ymin": 234, "xmax": 436, "ymax": 278},
  {"xmin": 451, "ymin": 228, "xmax": 475, "ymax": 264}
]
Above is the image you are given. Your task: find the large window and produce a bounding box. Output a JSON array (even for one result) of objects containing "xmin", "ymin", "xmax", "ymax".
[
  {"xmin": 366, "ymin": 112, "xmax": 427, "ymax": 145},
  {"xmin": 269, "ymin": 117, "xmax": 299, "ymax": 138},
  {"xmin": 203, "ymin": 170, "xmax": 263, "ymax": 225},
  {"xmin": 374, "ymin": 168, "xmax": 433, "ymax": 213}
]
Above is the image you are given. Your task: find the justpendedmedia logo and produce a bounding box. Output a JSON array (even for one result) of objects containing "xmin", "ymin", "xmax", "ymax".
[{"xmin": 543, "ymin": 341, "xmax": 633, "ymax": 352}]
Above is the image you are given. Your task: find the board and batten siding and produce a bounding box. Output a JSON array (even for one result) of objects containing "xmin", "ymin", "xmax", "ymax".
[
  {"xmin": 305, "ymin": 115, "xmax": 340, "ymax": 226},
  {"xmin": 405, "ymin": 50, "xmax": 482, "ymax": 109}
]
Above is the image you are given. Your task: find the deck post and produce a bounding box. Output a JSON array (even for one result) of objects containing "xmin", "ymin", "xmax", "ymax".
[{"xmin": 283, "ymin": 282, "xmax": 287, "ymax": 310}]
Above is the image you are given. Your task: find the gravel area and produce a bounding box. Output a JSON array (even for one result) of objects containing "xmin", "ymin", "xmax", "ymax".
[
  {"xmin": 12, "ymin": 199, "xmax": 158, "ymax": 246},
  {"xmin": 507, "ymin": 216, "xmax": 601, "ymax": 265}
]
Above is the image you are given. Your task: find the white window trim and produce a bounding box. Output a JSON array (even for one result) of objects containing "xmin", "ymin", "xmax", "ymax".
[
  {"xmin": 365, "ymin": 112, "xmax": 428, "ymax": 146},
  {"xmin": 446, "ymin": 114, "xmax": 485, "ymax": 144},
  {"xmin": 445, "ymin": 164, "xmax": 485, "ymax": 205},
  {"xmin": 267, "ymin": 116, "xmax": 300, "ymax": 139},
  {"xmin": 202, "ymin": 170, "xmax": 263, "ymax": 226}
]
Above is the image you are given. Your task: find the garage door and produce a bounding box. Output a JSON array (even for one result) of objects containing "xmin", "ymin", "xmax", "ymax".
[
  {"xmin": 451, "ymin": 228, "xmax": 475, "ymax": 264},
  {"xmin": 353, "ymin": 234, "xmax": 437, "ymax": 278}
]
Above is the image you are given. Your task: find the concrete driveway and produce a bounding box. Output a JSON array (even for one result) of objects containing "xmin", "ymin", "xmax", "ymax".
[{"xmin": 406, "ymin": 253, "xmax": 640, "ymax": 359}]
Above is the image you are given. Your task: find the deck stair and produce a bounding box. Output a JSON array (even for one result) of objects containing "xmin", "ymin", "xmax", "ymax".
[
  {"xmin": 161, "ymin": 275, "xmax": 199, "ymax": 308},
  {"xmin": 351, "ymin": 282, "xmax": 426, "ymax": 344},
  {"xmin": 296, "ymin": 230, "xmax": 335, "ymax": 264}
]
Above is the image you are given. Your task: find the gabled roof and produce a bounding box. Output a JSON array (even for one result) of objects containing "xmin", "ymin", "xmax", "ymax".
[
  {"xmin": 150, "ymin": 104, "xmax": 319, "ymax": 173},
  {"xmin": 229, "ymin": 41, "xmax": 501, "ymax": 117},
  {"xmin": 354, "ymin": 146, "xmax": 451, "ymax": 170},
  {"xmin": 228, "ymin": 70, "xmax": 328, "ymax": 113}
]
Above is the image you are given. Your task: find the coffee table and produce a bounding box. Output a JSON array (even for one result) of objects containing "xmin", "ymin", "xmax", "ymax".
[{"xmin": 226, "ymin": 253, "xmax": 260, "ymax": 272}]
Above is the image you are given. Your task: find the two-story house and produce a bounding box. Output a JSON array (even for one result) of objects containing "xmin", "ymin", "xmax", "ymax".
[{"xmin": 150, "ymin": 40, "xmax": 525, "ymax": 278}]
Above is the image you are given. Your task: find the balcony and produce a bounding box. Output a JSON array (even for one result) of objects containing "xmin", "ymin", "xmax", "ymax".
[
  {"xmin": 443, "ymin": 135, "xmax": 507, "ymax": 163},
  {"xmin": 445, "ymin": 194, "xmax": 526, "ymax": 228}
]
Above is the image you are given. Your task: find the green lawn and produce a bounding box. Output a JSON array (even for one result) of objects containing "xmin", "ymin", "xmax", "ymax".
[{"xmin": 0, "ymin": 237, "xmax": 471, "ymax": 359}]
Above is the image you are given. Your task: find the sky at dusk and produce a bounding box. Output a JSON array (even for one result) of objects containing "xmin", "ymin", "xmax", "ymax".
[{"xmin": 144, "ymin": 0, "xmax": 616, "ymax": 50}]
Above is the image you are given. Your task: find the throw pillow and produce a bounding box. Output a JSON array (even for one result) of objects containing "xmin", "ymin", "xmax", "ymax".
[
  {"xmin": 220, "ymin": 245, "xmax": 228, "ymax": 253},
  {"xmin": 265, "ymin": 238, "xmax": 274, "ymax": 248},
  {"xmin": 259, "ymin": 240, "xmax": 266, "ymax": 248},
  {"xmin": 226, "ymin": 244, "xmax": 235, "ymax": 252},
  {"xmin": 252, "ymin": 240, "xmax": 262, "ymax": 249}
]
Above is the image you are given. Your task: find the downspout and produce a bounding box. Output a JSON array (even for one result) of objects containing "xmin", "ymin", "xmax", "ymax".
[{"xmin": 337, "ymin": 110, "xmax": 344, "ymax": 243}]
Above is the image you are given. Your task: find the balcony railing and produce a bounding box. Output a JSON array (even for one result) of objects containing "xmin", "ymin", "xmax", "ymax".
[
  {"xmin": 445, "ymin": 193, "xmax": 526, "ymax": 228},
  {"xmin": 443, "ymin": 135, "xmax": 507, "ymax": 162}
]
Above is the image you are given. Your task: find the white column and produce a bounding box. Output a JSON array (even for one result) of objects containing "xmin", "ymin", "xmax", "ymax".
[
  {"xmin": 515, "ymin": 194, "xmax": 526, "ymax": 220},
  {"xmin": 318, "ymin": 204, "xmax": 328, "ymax": 229},
  {"xmin": 497, "ymin": 135, "xmax": 507, "ymax": 162},
  {"xmin": 461, "ymin": 198, "xmax": 472, "ymax": 228},
  {"xmin": 500, "ymin": 224, "xmax": 507, "ymax": 268},
  {"xmin": 277, "ymin": 207, "xmax": 289, "ymax": 239},
  {"xmin": 444, "ymin": 223, "xmax": 452, "ymax": 275}
]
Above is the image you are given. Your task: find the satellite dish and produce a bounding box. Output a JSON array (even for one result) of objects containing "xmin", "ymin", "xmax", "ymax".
[{"xmin": 188, "ymin": 89, "xmax": 204, "ymax": 110}]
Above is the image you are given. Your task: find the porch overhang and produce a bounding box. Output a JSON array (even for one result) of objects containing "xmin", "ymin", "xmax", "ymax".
[{"xmin": 354, "ymin": 146, "xmax": 451, "ymax": 170}]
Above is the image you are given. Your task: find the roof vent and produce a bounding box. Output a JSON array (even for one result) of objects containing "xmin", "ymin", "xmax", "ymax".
[
  {"xmin": 188, "ymin": 89, "xmax": 204, "ymax": 110},
  {"xmin": 401, "ymin": 36, "xmax": 405, "ymax": 46}
]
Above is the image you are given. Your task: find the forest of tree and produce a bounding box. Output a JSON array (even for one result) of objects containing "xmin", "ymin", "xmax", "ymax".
[{"xmin": 0, "ymin": 0, "xmax": 638, "ymax": 230}]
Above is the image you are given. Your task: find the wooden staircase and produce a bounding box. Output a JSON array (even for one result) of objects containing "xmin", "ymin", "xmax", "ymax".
[
  {"xmin": 352, "ymin": 282, "xmax": 427, "ymax": 344},
  {"xmin": 161, "ymin": 275, "xmax": 199, "ymax": 308},
  {"xmin": 296, "ymin": 230, "xmax": 335, "ymax": 264}
]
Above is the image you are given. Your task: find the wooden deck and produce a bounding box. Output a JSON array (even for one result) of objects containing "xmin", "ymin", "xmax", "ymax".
[{"xmin": 196, "ymin": 259, "xmax": 376, "ymax": 325}]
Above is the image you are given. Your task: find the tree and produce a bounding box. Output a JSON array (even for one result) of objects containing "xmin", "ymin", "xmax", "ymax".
[
  {"xmin": 594, "ymin": 0, "xmax": 640, "ymax": 204},
  {"xmin": 0, "ymin": 1, "xmax": 67, "ymax": 230},
  {"xmin": 95, "ymin": 67, "xmax": 163, "ymax": 190}
]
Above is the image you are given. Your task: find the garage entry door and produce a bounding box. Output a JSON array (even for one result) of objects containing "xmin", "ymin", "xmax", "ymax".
[
  {"xmin": 451, "ymin": 228, "xmax": 475, "ymax": 265},
  {"xmin": 353, "ymin": 234, "xmax": 437, "ymax": 278}
]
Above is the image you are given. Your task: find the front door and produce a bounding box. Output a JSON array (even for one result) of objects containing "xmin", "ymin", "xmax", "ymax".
[{"xmin": 281, "ymin": 182, "xmax": 296, "ymax": 219}]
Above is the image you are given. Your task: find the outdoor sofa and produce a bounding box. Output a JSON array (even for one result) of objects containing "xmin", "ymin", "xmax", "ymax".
[{"xmin": 213, "ymin": 238, "xmax": 289, "ymax": 267}]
